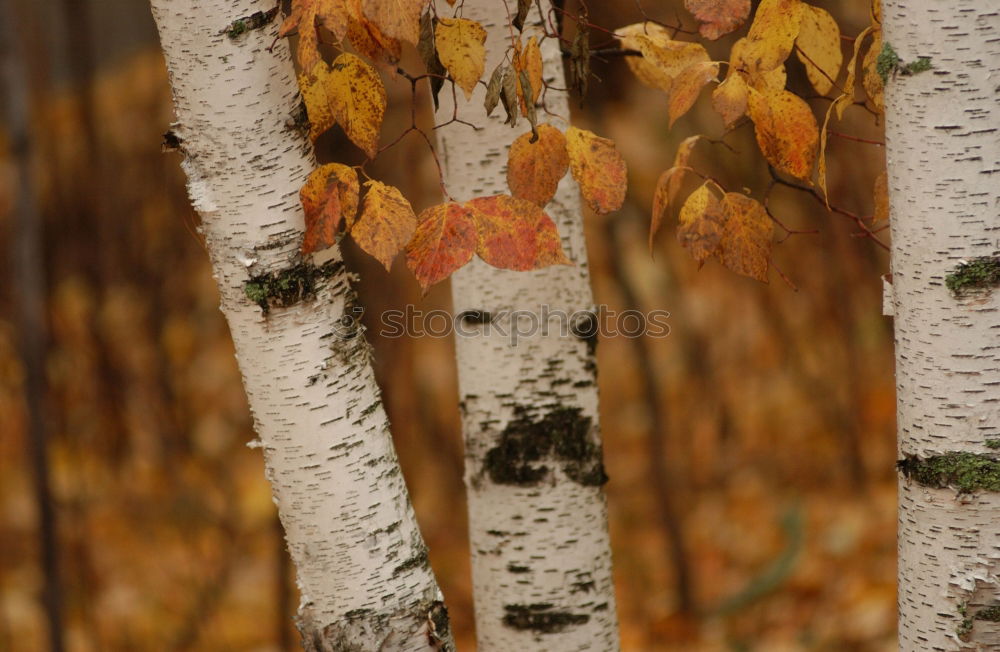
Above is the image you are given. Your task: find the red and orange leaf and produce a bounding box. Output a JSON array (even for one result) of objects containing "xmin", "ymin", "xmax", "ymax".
[
  {"xmin": 873, "ymin": 171, "xmax": 889, "ymax": 222},
  {"xmin": 507, "ymin": 124, "xmax": 570, "ymax": 207},
  {"xmin": 565, "ymin": 127, "xmax": 628, "ymax": 215},
  {"xmin": 650, "ymin": 135, "xmax": 701, "ymax": 249},
  {"xmin": 435, "ymin": 18, "xmax": 487, "ymax": 100},
  {"xmin": 747, "ymin": 88, "xmax": 818, "ymax": 181},
  {"xmin": 405, "ymin": 203, "xmax": 477, "ymax": 290},
  {"xmin": 719, "ymin": 192, "xmax": 772, "ymax": 282},
  {"xmin": 677, "ymin": 182, "xmax": 724, "ymax": 265},
  {"xmin": 329, "ymin": 53, "xmax": 386, "ymax": 157},
  {"xmin": 669, "ymin": 61, "xmax": 719, "ymax": 127},
  {"xmin": 300, "ymin": 163, "xmax": 359, "ymax": 254},
  {"xmin": 361, "ymin": 0, "xmax": 426, "ymax": 45},
  {"xmin": 712, "ymin": 72, "xmax": 749, "ymax": 127},
  {"xmin": 352, "ymin": 181, "xmax": 417, "ymax": 270},
  {"xmin": 281, "ymin": 0, "xmax": 361, "ymax": 70},
  {"xmin": 742, "ymin": 0, "xmax": 803, "ymax": 75},
  {"xmin": 684, "ymin": 0, "xmax": 751, "ymax": 40},
  {"xmin": 466, "ymin": 195, "xmax": 570, "ymax": 271},
  {"xmin": 795, "ymin": 4, "xmax": 842, "ymax": 96}
]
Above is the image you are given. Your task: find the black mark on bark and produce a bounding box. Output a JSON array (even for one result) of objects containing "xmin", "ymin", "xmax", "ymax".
[
  {"xmin": 502, "ymin": 603, "xmax": 590, "ymax": 633},
  {"xmin": 483, "ymin": 405, "xmax": 608, "ymax": 487},
  {"xmin": 244, "ymin": 260, "xmax": 342, "ymax": 315},
  {"xmin": 223, "ymin": 7, "xmax": 279, "ymax": 39}
]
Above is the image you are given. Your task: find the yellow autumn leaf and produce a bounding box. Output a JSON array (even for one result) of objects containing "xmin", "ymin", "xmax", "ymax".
[
  {"xmin": 817, "ymin": 102, "xmax": 836, "ymax": 203},
  {"xmin": 862, "ymin": 29, "xmax": 884, "ymax": 113},
  {"xmin": 742, "ymin": 0, "xmax": 803, "ymax": 75},
  {"xmin": 669, "ymin": 61, "xmax": 719, "ymax": 127},
  {"xmin": 565, "ymin": 127, "xmax": 628, "ymax": 215},
  {"xmin": 361, "ymin": 0, "xmax": 426, "ymax": 45},
  {"xmin": 435, "ymin": 18, "xmax": 487, "ymax": 100},
  {"xmin": 719, "ymin": 192, "xmax": 772, "ymax": 282},
  {"xmin": 650, "ymin": 135, "xmax": 701, "ymax": 249},
  {"xmin": 615, "ymin": 24, "xmax": 710, "ymax": 95},
  {"xmin": 280, "ymin": 0, "xmax": 361, "ymax": 70},
  {"xmin": 352, "ymin": 181, "xmax": 417, "ymax": 270},
  {"xmin": 833, "ymin": 26, "xmax": 874, "ymax": 119},
  {"xmin": 873, "ymin": 171, "xmax": 889, "ymax": 222},
  {"xmin": 677, "ymin": 182, "xmax": 724, "ymax": 265},
  {"xmin": 329, "ymin": 53, "xmax": 386, "ymax": 157},
  {"xmin": 615, "ymin": 23, "xmax": 676, "ymax": 92},
  {"xmin": 795, "ymin": 4, "xmax": 842, "ymax": 96},
  {"xmin": 747, "ymin": 88, "xmax": 819, "ymax": 181},
  {"xmin": 729, "ymin": 38, "xmax": 787, "ymax": 92}
]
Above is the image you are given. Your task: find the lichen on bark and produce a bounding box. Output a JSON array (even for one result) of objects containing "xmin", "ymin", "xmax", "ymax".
[
  {"xmin": 244, "ymin": 260, "xmax": 342, "ymax": 314},
  {"xmin": 897, "ymin": 453, "xmax": 1000, "ymax": 493}
]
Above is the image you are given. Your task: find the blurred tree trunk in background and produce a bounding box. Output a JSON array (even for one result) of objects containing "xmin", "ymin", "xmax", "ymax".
[
  {"xmin": 148, "ymin": 1, "xmax": 452, "ymax": 649},
  {"xmin": 1, "ymin": 2, "xmax": 65, "ymax": 650},
  {"xmin": 434, "ymin": 1, "xmax": 620, "ymax": 649},
  {"xmin": 883, "ymin": 1, "xmax": 1000, "ymax": 648}
]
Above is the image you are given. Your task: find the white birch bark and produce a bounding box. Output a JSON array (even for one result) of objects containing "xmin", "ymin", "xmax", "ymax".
[
  {"xmin": 149, "ymin": 2, "xmax": 452, "ymax": 649},
  {"xmin": 434, "ymin": 3, "xmax": 620, "ymax": 650},
  {"xmin": 882, "ymin": 2, "xmax": 1000, "ymax": 649}
]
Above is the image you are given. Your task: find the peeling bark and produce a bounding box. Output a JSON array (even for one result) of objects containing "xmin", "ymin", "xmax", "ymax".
[
  {"xmin": 148, "ymin": 2, "xmax": 451, "ymax": 649},
  {"xmin": 882, "ymin": 2, "xmax": 1000, "ymax": 649},
  {"xmin": 434, "ymin": 2, "xmax": 620, "ymax": 649}
]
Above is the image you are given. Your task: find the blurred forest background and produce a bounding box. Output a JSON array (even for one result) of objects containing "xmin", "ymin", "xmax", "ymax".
[{"xmin": 0, "ymin": 0, "xmax": 897, "ymax": 650}]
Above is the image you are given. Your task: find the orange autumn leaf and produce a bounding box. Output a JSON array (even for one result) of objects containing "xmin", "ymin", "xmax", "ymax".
[
  {"xmin": 719, "ymin": 192, "xmax": 772, "ymax": 282},
  {"xmin": 300, "ymin": 163, "xmax": 359, "ymax": 254},
  {"xmin": 742, "ymin": 0, "xmax": 803, "ymax": 76},
  {"xmin": 677, "ymin": 182, "xmax": 724, "ymax": 265},
  {"xmin": 650, "ymin": 135, "xmax": 701, "ymax": 249},
  {"xmin": 712, "ymin": 72, "xmax": 749, "ymax": 127},
  {"xmin": 280, "ymin": 0, "xmax": 360, "ymax": 70},
  {"xmin": 747, "ymin": 88, "xmax": 818, "ymax": 181},
  {"xmin": 873, "ymin": 171, "xmax": 889, "ymax": 222},
  {"xmin": 565, "ymin": 127, "xmax": 628, "ymax": 215},
  {"xmin": 669, "ymin": 61, "xmax": 719, "ymax": 127},
  {"xmin": 684, "ymin": 0, "xmax": 751, "ymax": 40},
  {"xmin": 519, "ymin": 36, "xmax": 544, "ymax": 106},
  {"xmin": 795, "ymin": 4, "xmax": 842, "ymax": 96},
  {"xmin": 507, "ymin": 124, "xmax": 570, "ymax": 208},
  {"xmin": 435, "ymin": 18, "xmax": 487, "ymax": 100},
  {"xmin": 361, "ymin": 0, "xmax": 426, "ymax": 45},
  {"xmin": 406, "ymin": 203, "xmax": 477, "ymax": 290},
  {"xmin": 817, "ymin": 101, "xmax": 836, "ymax": 202},
  {"xmin": 351, "ymin": 181, "xmax": 416, "ymax": 270},
  {"xmin": 466, "ymin": 195, "xmax": 570, "ymax": 271}
]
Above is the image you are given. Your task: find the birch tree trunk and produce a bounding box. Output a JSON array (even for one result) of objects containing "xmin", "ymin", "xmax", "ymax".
[
  {"xmin": 434, "ymin": 4, "xmax": 620, "ymax": 649},
  {"xmin": 149, "ymin": 2, "xmax": 452, "ymax": 649},
  {"xmin": 882, "ymin": 2, "xmax": 1000, "ymax": 649}
]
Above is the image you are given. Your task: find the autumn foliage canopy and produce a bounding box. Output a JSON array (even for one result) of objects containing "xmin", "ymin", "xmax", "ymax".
[{"xmin": 278, "ymin": 0, "xmax": 888, "ymax": 289}]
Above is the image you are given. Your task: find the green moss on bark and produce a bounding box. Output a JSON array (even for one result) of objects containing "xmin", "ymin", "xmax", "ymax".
[
  {"xmin": 244, "ymin": 260, "xmax": 342, "ymax": 315},
  {"xmin": 945, "ymin": 257, "xmax": 1000, "ymax": 296},
  {"xmin": 877, "ymin": 42, "xmax": 932, "ymax": 83},
  {"xmin": 223, "ymin": 7, "xmax": 278, "ymax": 39},
  {"xmin": 898, "ymin": 453, "xmax": 1000, "ymax": 493}
]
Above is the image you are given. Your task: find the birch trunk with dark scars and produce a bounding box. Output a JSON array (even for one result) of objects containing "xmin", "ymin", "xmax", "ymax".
[
  {"xmin": 434, "ymin": 2, "xmax": 620, "ymax": 649},
  {"xmin": 148, "ymin": 2, "xmax": 452, "ymax": 649},
  {"xmin": 882, "ymin": 2, "xmax": 1000, "ymax": 649}
]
